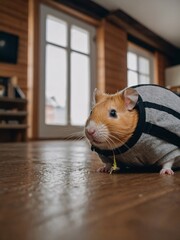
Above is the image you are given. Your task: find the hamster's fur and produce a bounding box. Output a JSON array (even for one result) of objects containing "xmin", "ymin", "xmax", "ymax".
[{"xmin": 85, "ymin": 86, "xmax": 180, "ymax": 175}]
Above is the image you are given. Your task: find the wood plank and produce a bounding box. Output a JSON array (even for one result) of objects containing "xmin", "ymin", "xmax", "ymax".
[
  {"xmin": 0, "ymin": 64, "xmax": 27, "ymax": 74},
  {"xmin": 105, "ymin": 44, "xmax": 126, "ymax": 57},
  {"xmin": 0, "ymin": 124, "xmax": 27, "ymax": 129},
  {"xmin": 105, "ymin": 49, "xmax": 124, "ymax": 63},
  {"xmin": 0, "ymin": 97, "xmax": 26, "ymax": 103},
  {"xmin": 0, "ymin": 140, "xmax": 179, "ymax": 240},
  {"xmin": 0, "ymin": 6, "xmax": 28, "ymax": 21},
  {"xmin": 28, "ymin": 0, "xmax": 40, "ymax": 139},
  {"xmin": 0, "ymin": 110, "xmax": 27, "ymax": 118},
  {"xmin": 0, "ymin": 98, "xmax": 27, "ymax": 111},
  {"xmin": 106, "ymin": 81, "xmax": 126, "ymax": 92},
  {"xmin": 105, "ymin": 62, "xmax": 124, "ymax": 72},
  {"xmin": 97, "ymin": 21, "xmax": 127, "ymax": 92},
  {"xmin": 2, "ymin": 0, "xmax": 28, "ymax": 14},
  {"xmin": 0, "ymin": 13, "xmax": 28, "ymax": 31}
]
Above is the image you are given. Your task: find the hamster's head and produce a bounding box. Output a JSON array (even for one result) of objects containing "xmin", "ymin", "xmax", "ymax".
[{"xmin": 85, "ymin": 88, "xmax": 139, "ymax": 150}]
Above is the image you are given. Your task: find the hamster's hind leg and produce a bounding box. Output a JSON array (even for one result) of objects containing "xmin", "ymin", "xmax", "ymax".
[{"xmin": 160, "ymin": 159, "xmax": 174, "ymax": 175}]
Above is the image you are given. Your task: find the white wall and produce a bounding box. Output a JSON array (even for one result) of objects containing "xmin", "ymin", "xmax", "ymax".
[{"xmin": 165, "ymin": 65, "xmax": 180, "ymax": 87}]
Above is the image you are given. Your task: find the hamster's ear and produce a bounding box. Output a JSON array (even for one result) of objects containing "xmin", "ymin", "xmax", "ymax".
[
  {"xmin": 122, "ymin": 88, "xmax": 139, "ymax": 110},
  {"xmin": 93, "ymin": 88, "xmax": 105, "ymax": 105}
]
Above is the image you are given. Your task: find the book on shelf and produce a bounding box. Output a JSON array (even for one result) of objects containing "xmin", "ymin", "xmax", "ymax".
[
  {"xmin": 8, "ymin": 120, "xmax": 19, "ymax": 124},
  {"xmin": 0, "ymin": 76, "xmax": 9, "ymax": 97},
  {"xmin": 14, "ymin": 86, "xmax": 26, "ymax": 99},
  {"xmin": 0, "ymin": 76, "xmax": 26, "ymax": 99}
]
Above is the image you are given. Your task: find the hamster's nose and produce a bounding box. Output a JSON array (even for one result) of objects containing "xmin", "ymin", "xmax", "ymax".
[{"xmin": 87, "ymin": 128, "xmax": 96, "ymax": 136}]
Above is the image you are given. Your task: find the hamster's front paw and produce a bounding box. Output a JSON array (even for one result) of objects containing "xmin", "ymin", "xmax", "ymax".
[
  {"xmin": 160, "ymin": 168, "xmax": 174, "ymax": 175},
  {"xmin": 97, "ymin": 164, "xmax": 112, "ymax": 173}
]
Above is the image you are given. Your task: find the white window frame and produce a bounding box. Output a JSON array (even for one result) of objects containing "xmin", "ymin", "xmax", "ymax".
[
  {"xmin": 39, "ymin": 4, "xmax": 96, "ymax": 138},
  {"xmin": 127, "ymin": 43, "xmax": 154, "ymax": 86}
]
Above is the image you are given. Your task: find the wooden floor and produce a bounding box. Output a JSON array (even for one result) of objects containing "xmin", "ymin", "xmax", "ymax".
[{"xmin": 0, "ymin": 140, "xmax": 180, "ymax": 240}]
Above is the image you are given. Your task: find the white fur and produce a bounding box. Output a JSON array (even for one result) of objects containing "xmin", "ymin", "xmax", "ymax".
[{"xmin": 86, "ymin": 120, "xmax": 109, "ymax": 148}]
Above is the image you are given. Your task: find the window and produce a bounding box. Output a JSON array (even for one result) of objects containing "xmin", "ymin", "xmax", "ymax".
[
  {"xmin": 45, "ymin": 16, "xmax": 91, "ymax": 126},
  {"xmin": 127, "ymin": 44, "xmax": 154, "ymax": 87},
  {"xmin": 39, "ymin": 5, "xmax": 96, "ymax": 138}
]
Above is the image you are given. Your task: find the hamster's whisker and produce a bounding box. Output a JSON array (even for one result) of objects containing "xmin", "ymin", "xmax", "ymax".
[
  {"xmin": 105, "ymin": 137, "xmax": 116, "ymax": 150},
  {"xmin": 108, "ymin": 133, "xmax": 125, "ymax": 144},
  {"xmin": 97, "ymin": 130, "xmax": 115, "ymax": 149},
  {"xmin": 108, "ymin": 134, "xmax": 126, "ymax": 148},
  {"xmin": 71, "ymin": 136, "xmax": 84, "ymax": 141},
  {"xmin": 109, "ymin": 129, "xmax": 135, "ymax": 144},
  {"xmin": 106, "ymin": 135, "xmax": 118, "ymax": 149},
  {"xmin": 65, "ymin": 131, "xmax": 84, "ymax": 141}
]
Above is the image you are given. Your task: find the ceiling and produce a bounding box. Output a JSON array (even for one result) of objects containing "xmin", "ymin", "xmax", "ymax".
[{"xmin": 93, "ymin": 0, "xmax": 180, "ymax": 48}]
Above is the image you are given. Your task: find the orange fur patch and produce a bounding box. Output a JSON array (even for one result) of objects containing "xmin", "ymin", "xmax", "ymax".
[{"xmin": 86, "ymin": 93, "xmax": 138, "ymax": 149}]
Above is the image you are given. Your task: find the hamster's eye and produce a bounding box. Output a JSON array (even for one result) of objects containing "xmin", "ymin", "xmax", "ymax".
[
  {"xmin": 90, "ymin": 110, "xmax": 92, "ymax": 115},
  {"xmin": 109, "ymin": 109, "xmax": 117, "ymax": 118}
]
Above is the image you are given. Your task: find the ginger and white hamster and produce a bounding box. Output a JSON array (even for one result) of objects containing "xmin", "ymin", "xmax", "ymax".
[{"xmin": 85, "ymin": 86, "xmax": 180, "ymax": 175}]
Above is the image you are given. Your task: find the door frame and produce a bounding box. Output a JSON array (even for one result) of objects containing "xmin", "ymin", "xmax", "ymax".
[{"xmin": 39, "ymin": 4, "xmax": 96, "ymax": 138}]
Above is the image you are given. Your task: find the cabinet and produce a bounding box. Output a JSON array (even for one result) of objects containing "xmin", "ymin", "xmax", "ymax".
[{"xmin": 0, "ymin": 97, "xmax": 27, "ymax": 142}]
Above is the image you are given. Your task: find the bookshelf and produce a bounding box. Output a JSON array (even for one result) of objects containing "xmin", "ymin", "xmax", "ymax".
[{"xmin": 0, "ymin": 97, "xmax": 27, "ymax": 142}]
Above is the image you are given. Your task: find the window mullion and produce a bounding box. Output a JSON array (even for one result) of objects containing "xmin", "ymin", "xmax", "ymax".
[
  {"xmin": 67, "ymin": 23, "xmax": 71, "ymax": 126},
  {"xmin": 127, "ymin": 68, "xmax": 138, "ymax": 75},
  {"xmin": 46, "ymin": 41, "xmax": 67, "ymax": 50},
  {"xmin": 71, "ymin": 49, "xmax": 89, "ymax": 57}
]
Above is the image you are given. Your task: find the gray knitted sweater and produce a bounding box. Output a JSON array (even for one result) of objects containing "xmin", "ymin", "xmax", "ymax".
[{"xmin": 92, "ymin": 85, "xmax": 180, "ymax": 168}]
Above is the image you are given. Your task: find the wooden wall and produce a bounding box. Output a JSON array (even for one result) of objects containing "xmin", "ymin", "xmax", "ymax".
[
  {"xmin": 0, "ymin": 0, "xmax": 29, "ymax": 96},
  {"xmin": 97, "ymin": 20, "xmax": 127, "ymax": 93},
  {"xmin": 154, "ymin": 52, "xmax": 172, "ymax": 86}
]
